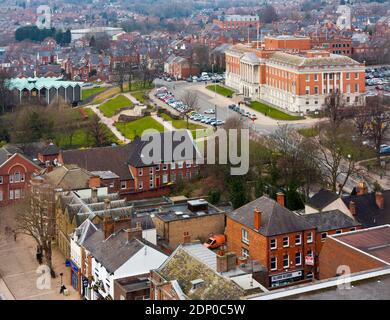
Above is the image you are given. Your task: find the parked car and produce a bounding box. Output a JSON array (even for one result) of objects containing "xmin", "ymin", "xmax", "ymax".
[{"xmin": 204, "ymin": 108, "xmax": 215, "ymax": 114}]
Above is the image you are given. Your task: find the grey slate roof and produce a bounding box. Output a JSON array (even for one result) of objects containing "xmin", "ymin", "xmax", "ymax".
[
  {"xmin": 83, "ymin": 229, "xmax": 144, "ymax": 274},
  {"xmin": 228, "ymin": 196, "xmax": 314, "ymax": 236},
  {"xmin": 306, "ymin": 189, "xmax": 339, "ymax": 210},
  {"xmin": 301, "ymin": 210, "xmax": 361, "ymax": 232}
]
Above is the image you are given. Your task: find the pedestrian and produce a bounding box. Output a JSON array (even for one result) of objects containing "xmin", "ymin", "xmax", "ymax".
[{"xmin": 13, "ymin": 230, "xmax": 17, "ymax": 241}]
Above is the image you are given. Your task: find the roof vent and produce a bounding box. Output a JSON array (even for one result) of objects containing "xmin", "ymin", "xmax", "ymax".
[
  {"xmin": 182, "ymin": 215, "xmax": 190, "ymax": 218},
  {"xmin": 175, "ymin": 211, "xmax": 183, "ymax": 216},
  {"xmin": 190, "ymin": 279, "xmax": 204, "ymax": 290}
]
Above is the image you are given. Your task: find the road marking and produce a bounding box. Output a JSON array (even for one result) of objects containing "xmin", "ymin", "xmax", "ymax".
[{"xmin": 19, "ymin": 290, "xmax": 57, "ymax": 300}]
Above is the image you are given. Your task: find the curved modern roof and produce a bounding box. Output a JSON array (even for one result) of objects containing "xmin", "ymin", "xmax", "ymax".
[{"xmin": 6, "ymin": 77, "xmax": 83, "ymax": 91}]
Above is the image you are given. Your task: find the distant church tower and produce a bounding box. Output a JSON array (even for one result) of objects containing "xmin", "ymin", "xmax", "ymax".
[{"xmin": 36, "ymin": 5, "xmax": 51, "ymax": 29}]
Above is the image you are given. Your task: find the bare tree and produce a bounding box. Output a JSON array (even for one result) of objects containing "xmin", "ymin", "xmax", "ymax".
[
  {"xmin": 87, "ymin": 114, "xmax": 107, "ymax": 147},
  {"xmin": 16, "ymin": 179, "xmax": 56, "ymax": 277},
  {"xmin": 181, "ymin": 90, "xmax": 199, "ymax": 129},
  {"xmin": 353, "ymin": 104, "xmax": 370, "ymax": 137},
  {"xmin": 114, "ymin": 62, "xmax": 126, "ymax": 92},
  {"xmin": 323, "ymin": 91, "xmax": 345, "ymax": 129},
  {"xmin": 366, "ymin": 96, "xmax": 390, "ymax": 164},
  {"xmin": 313, "ymin": 123, "xmax": 357, "ymax": 194}
]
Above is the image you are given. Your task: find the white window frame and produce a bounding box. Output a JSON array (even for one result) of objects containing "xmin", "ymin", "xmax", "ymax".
[
  {"xmin": 350, "ymin": 227, "xmax": 356, "ymax": 232},
  {"xmin": 155, "ymin": 164, "xmax": 160, "ymax": 172},
  {"xmin": 9, "ymin": 189, "xmax": 14, "ymax": 200},
  {"xmin": 14, "ymin": 189, "xmax": 21, "ymax": 199},
  {"xmin": 346, "ymin": 72, "xmax": 350, "ymax": 80},
  {"xmin": 0, "ymin": 176, "xmax": 3, "ymax": 184},
  {"xmin": 295, "ymin": 234, "xmax": 302, "ymax": 245},
  {"xmin": 163, "ymin": 163, "xmax": 168, "ymax": 171},
  {"xmin": 283, "ymin": 254, "xmax": 289, "ymax": 268},
  {"xmin": 0, "ymin": 190, "xmax": 3, "ymax": 202},
  {"xmin": 186, "ymin": 161, "xmax": 191, "ymax": 168},
  {"xmin": 270, "ymin": 257, "xmax": 277, "ymax": 271},
  {"xmin": 149, "ymin": 167, "xmax": 154, "ymax": 175},
  {"xmin": 171, "ymin": 162, "xmax": 176, "ymax": 170},
  {"xmin": 121, "ymin": 181, "xmax": 126, "ymax": 189},
  {"xmin": 283, "ymin": 236, "xmax": 289, "ymax": 248},
  {"xmin": 178, "ymin": 161, "xmax": 184, "ymax": 169},
  {"xmin": 241, "ymin": 248, "xmax": 250, "ymax": 259},
  {"xmin": 335, "ymin": 230, "xmax": 342, "ymax": 234},
  {"xmin": 138, "ymin": 168, "xmax": 143, "ymax": 177},
  {"xmin": 241, "ymin": 228, "xmax": 249, "ymax": 245},
  {"xmin": 162, "ymin": 174, "xmax": 168, "ymax": 184},
  {"xmin": 14, "ymin": 172, "xmax": 21, "ymax": 183},
  {"xmin": 307, "ymin": 232, "xmax": 313, "ymax": 243},
  {"xmin": 295, "ymin": 252, "xmax": 302, "ymax": 266},
  {"xmin": 270, "ymin": 238, "xmax": 277, "ymax": 250},
  {"xmin": 138, "ymin": 181, "xmax": 143, "ymax": 190},
  {"xmin": 321, "ymin": 232, "xmax": 328, "ymax": 241}
]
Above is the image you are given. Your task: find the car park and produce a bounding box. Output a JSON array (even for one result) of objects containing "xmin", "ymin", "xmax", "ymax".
[{"xmin": 204, "ymin": 109, "xmax": 215, "ymax": 114}]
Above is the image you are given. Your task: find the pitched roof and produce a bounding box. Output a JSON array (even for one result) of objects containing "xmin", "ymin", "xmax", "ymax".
[
  {"xmin": 82, "ymin": 230, "xmax": 144, "ymax": 273},
  {"xmin": 228, "ymin": 196, "xmax": 314, "ymax": 236},
  {"xmin": 61, "ymin": 143, "xmax": 135, "ymax": 180},
  {"xmin": 45, "ymin": 164, "xmax": 93, "ymax": 190},
  {"xmin": 301, "ymin": 210, "xmax": 361, "ymax": 232},
  {"xmin": 41, "ymin": 142, "xmax": 60, "ymax": 156},
  {"xmin": 307, "ymin": 189, "xmax": 339, "ymax": 210},
  {"xmin": 155, "ymin": 243, "xmax": 245, "ymax": 300},
  {"xmin": 342, "ymin": 191, "xmax": 390, "ymax": 227}
]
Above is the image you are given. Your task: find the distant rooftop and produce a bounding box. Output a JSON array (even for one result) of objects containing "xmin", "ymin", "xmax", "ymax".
[{"xmin": 6, "ymin": 77, "xmax": 83, "ymax": 91}]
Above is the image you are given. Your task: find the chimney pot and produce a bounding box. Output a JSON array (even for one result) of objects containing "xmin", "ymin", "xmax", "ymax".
[
  {"xmin": 375, "ymin": 192, "xmax": 384, "ymax": 209},
  {"xmin": 91, "ymin": 187, "xmax": 98, "ymax": 203},
  {"xmin": 254, "ymin": 207, "xmax": 262, "ymax": 230}
]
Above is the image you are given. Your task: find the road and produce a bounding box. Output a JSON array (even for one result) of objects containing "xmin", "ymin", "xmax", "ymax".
[{"xmin": 154, "ymin": 79, "xmax": 321, "ymax": 136}]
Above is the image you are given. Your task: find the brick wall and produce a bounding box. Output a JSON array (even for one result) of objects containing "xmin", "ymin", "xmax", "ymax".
[{"xmin": 319, "ymin": 237, "xmax": 386, "ymax": 279}]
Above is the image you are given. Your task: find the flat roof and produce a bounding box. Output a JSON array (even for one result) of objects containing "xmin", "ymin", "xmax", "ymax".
[
  {"xmin": 155, "ymin": 201, "xmax": 223, "ymax": 222},
  {"xmin": 332, "ymin": 225, "xmax": 390, "ymax": 264}
]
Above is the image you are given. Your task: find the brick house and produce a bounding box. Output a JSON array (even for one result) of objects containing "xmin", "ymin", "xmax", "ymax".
[
  {"xmin": 225, "ymin": 194, "xmax": 317, "ymax": 289},
  {"xmin": 0, "ymin": 147, "xmax": 41, "ymax": 206},
  {"xmin": 164, "ymin": 55, "xmax": 199, "ymax": 80},
  {"xmin": 59, "ymin": 131, "xmax": 200, "ymax": 200},
  {"xmin": 152, "ymin": 198, "xmax": 226, "ymax": 251},
  {"xmin": 319, "ymin": 225, "xmax": 390, "ymax": 280}
]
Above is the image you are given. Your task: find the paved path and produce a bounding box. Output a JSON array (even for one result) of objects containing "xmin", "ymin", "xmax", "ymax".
[
  {"xmin": 0, "ymin": 206, "xmax": 79, "ymax": 300},
  {"xmin": 84, "ymin": 91, "xmax": 145, "ymax": 144},
  {"xmin": 151, "ymin": 114, "xmax": 175, "ymax": 131}
]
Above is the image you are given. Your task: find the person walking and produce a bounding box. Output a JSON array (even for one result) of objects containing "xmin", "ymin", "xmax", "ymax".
[{"xmin": 13, "ymin": 230, "xmax": 17, "ymax": 241}]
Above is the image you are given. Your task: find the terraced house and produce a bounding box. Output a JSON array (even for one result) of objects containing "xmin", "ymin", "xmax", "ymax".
[{"xmin": 225, "ymin": 35, "xmax": 366, "ymax": 114}]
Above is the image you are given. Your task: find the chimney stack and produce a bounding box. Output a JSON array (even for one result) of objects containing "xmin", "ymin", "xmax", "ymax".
[
  {"xmin": 104, "ymin": 198, "xmax": 111, "ymax": 211},
  {"xmin": 375, "ymin": 192, "xmax": 384, "ymax": 209},
  {"xmin": 276, "ymin": 192, "xmax": 285, "ymax": 207},
  {"xmin": 126, "ymin": 222, "xmax": 143, "ymax": 241},
  {"xmin": 349, "ymin": 201, "xmax": 356, "ymax": 216},
  {"xmin": 89, "ymin": 175, "xmax": 101, "ymax": 189},
  {"xmin": 103, "ymin": 216, "xmax": 114, "ymax": 240},
  {"xmin": 254, "ymin": 207, "xmax": 262, "ymax": 230},
  {"xmin": 217, "ymin": 251, "xmax": 237, "ymax": 273}
]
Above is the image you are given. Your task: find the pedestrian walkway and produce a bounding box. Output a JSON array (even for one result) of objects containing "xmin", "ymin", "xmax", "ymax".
[
  {"xmin": 0, "ymin": 206, "xmax": 79, "ymax": 300},
  {"xmin": 151, "ymin": 114, "xmax": 174, "ymax": 131}
]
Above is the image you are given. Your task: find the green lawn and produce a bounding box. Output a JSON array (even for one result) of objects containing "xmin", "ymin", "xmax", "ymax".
[
  {"xmin": 124, "ymin": 80, "xmax": 154, "ymax": 92},
  {"xmin": 160, "ymin": 113, "xmax": 205, "ymax": 131},
  {"xmin": 54, "ymin": 124, "xmax": 116, "ymax": 149},
  {"xmin": 131, "ymin": 91, "xmax": 147, "ymax": 104},
  {"xmin": 99, "ymin": 95, "xmax": 133, "ymax": 118},
  {"xmin": 206, "ymin": 85, "xmax": 234, "ymax": 97},
  {"xmin": 115, "ymin": 116, "xmax": 164, "ymax": 140},
  {"xmin": 249, "ymin": 101, "xmax": 305, "ymax": 121},
  {"xmin": 82, "ymin": 87, "xmax": 107, "ymax": 100}
]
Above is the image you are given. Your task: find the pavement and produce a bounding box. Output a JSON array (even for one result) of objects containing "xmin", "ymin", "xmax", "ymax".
[
  {"xmin": 0, "ymin": 205, "xmax": 79, "ymax": 300},
  {"xmin": 84, "ymin": 91, "xmax": 147, "ymax": 144}
]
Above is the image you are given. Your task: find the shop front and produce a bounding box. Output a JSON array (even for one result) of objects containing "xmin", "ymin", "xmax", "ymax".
[
  {"xmin": 269, "ymin": 269, "xmax": 304, "ymax": 288},
  {"xmin": 70, "ymin": 260, "xmax": 80, "ymax": 293}
]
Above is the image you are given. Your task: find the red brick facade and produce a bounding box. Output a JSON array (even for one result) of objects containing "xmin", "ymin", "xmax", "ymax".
[
  {"xmin": 0, "ymin": 153, "xmax": 41, "ymax": 206},
  {"xmin": 225, "ymin": 216, "xmax": 316, "ymax": 289},
  {"xmin": 319, "ymin": 237, "xmax": 386, "ymax": 280}
]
